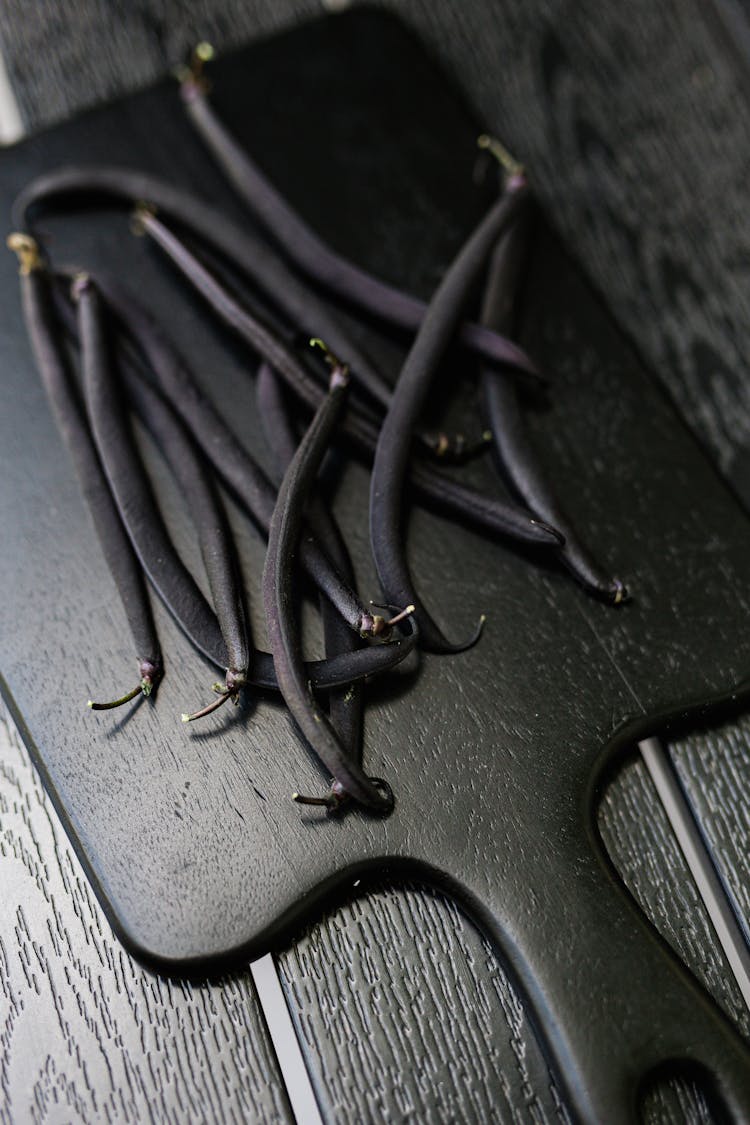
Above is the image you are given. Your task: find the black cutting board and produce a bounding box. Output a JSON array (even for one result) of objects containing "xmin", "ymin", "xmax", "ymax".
[{"xmin": 1, "ymin": 10, "xmax": 749, "ymax": 1122}]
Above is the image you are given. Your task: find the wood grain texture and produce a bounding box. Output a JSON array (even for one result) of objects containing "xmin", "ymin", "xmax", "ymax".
[
  {"xmin": 671, "ymin": 718, "xmax": 750, "ymax": 939},
  {"xmin": 0, "ymin": 699, "xmax": 292, "ymax": 1125},
  {"xmin": 279, "ymin": 882, "xmax": 720, "ymax": 1124},
  {"xmin": 371, "ymin": 0, "xmax": 750, "ymax": 496},
  {"xmin": 0, "ymin": 693, "xmax": 726, "ymax": 1125},
  {"xmin": 1, "ymin": 3, "xmax": 750, "ymax": 1122},
  {"xmin": 598, "ymin": 756, "xmax": 750, "ymax": 1039},
  {"xmin": 3, "ymin": 1, "xmax": 750, "ymax": 492},
  {"xmin": 4, "ymin": 23, "xmax": 750, "ymax": 1117},
  {"xmin": 0, "ymin": 0, "xmax": 319, "ymax": 133},
  {"xmin": 278, "ymin": 883, "xmax": 570, "ymax": 1124}
]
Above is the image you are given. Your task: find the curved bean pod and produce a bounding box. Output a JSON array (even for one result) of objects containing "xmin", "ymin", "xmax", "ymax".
[
  {"xmin": 61, "ymin": 268, "xmax": 378, "ymax": 638},
  {"xmin": 181, "ymin": 78, "xmax": 540, "ymax": 380},
  {"xmin": 51, "ymin": 279, "xmax": 423, "ymax": 696},
  {"xmin": 139, "ymin": 207, "xmax": 481, "ymax": 463},
  {"xmin": 14, "ymin": 165, "xmax": 394, "ymax": 404},
  {"xmin": 249, "ymin": 630, "xmax": 417, "ymax": 694},
  {"xmin": 7, "ymin": 235, "xmax": 163, "ymax": 706},
  {"xmin": 118, "ymin": 364, "xmax": 252, "ymax": 721},
  {"xmin": 112, "ymin": 228, "xmax": 559, "ymax": 551},
  {"xmin": 74, "ymin": 275, "xmax": 229, "ymax": 668},
  {"xmin": 263, "ymin": 357, "xmax": 394, "ymax": 813},
  {"xmin": 480, "ymin": 204, "xmax": 626, "ymax": 604},
  {"xmin": 257, "ymin": 361, "xmax": 363, "ymax": 759},
  {"xmin": 14, "ymin": 164, "xmax": 543, "ymax": 390},
  {"xmin": 370, "ymin": 181, "xmax": 529, "ymax": 653}
]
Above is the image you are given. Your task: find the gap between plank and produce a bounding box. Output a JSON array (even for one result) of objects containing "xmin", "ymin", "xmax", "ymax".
[
  {"xmin": 251, "ymin": 953, "xmax": 325, "ymax": 1125},
  {"xmin": 639, "ymin": 736, "xmax": 750, "ymax": 1012},
  {"xmin": 0, "ymin": 50, "xmax": 23, "ymax": 144}
]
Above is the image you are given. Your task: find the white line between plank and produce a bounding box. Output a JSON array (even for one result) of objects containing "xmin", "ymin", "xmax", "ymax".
[
  {"xmin": 250, "ymin": 953, "xmax": 325, "ymax": 1125},
  {"xmin": 0, "ymin": 50, "xmax": 23, "ymax": 145},
  {"xmin": 639, "ymin": 736, "xmax": 750, "ymax": 1012}
]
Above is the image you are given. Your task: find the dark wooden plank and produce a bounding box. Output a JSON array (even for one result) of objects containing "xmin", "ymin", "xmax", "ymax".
[
  {"xmin": 0, "ymin": 0, "xmax": 320, "ymax": 131},
  {"xmin": 4, "ymin": 0, "xmax": 750, "ymax": 498},
  {"xmin": 277, "ymin": 883, "xmax": 570, "ymax": 1123},
  {"xmin": 641, "ymin": 1079, "xmax": 714, "ymax": 1125},
  {"xmin": 3, "ymin": 22, "xmax": 750, "ymax": 1120},
  {"xmin": 598, "ymin": 757, "xmax": 750, "ymax": 1039},
  {"xmin": 671, "ymin": 718, "xmax": 750, "ymax": 962},
  {"xmin": 0, "ymin": 692, "xmax": 727, "ymax": 1125},
  {"xmin": 2, "ymin": 5, "xmax": 750, "ymax": 1122},
  {"xmin": 0, "ymin": 700, "xmax": 293, "ymax": 1125}
]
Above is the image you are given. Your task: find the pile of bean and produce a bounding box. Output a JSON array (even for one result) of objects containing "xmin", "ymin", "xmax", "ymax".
[{"xmin": 6, "ymin": 51, "xmax": 624, "ymax": 816}]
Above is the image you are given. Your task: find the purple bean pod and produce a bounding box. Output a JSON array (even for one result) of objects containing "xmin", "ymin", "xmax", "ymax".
[
  {"xmin": 74, "ymin": 274, "xmax": 232, "ymax": 678},
  {"xmin": 126, "ymin": 220, "xmax": 559, "ymax": 551},
  {"xmin": 181, "ymin": 76, "xmax": 541, "ymax": 380},
  {"xmin": 50, "ymin": 275, "xmax": 422, "ymax": 695},
  {"xmin": 370, "ymin": 181, "xmax": 530, "ymax": 653},
  {"xmin": 13, "ymin": 165, "xmax": 416, "ymax": 406},
  {"xmin": 256, "ymin": 360, "xmax": 364, "ymax": 763},
  {"xmin": 141, "ymin": 207, "xmax": 483, "ymax": 464},
  {"xmin": 66, "ymin": 266, "xmax": 380, "ymax": 639},
  {"xmin": 480, "ymin": 202, "xmax": 626, "ymax": 604},
  {"xmin": 262, "ymin": 357, "xmax": 394, "ymax": 814},
  {"xmin": 7, "ymin": 234, "xmax": 163, "ymax": 707},
  {"xmin": 114, "ymin": 358, "xmax": 252, "ymax": 722},
  {"xmin": 14, "ymin": 164, "xmax": 542, "ymax": 389}
]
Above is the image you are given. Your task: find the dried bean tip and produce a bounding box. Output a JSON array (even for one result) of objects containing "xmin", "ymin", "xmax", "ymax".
[
  {"xmin": 309, "ymin": 336, "xmax": 350, "ymax": 386},
  {"xmin": 432, "ymin": 433, "xmax": 451, "ymax": 458},
  {"xmin": 293, "ymin": 777, "xmax": 393, "ymax": 817},
  {"xmin": 87, "ymin": 683, "xmax": 143, "ymax": 711},
  {"xmin": 70, "ymin": 272, "xmax": 93, "ymax": 301},
  {"xmin": 7, "ymin": 232, "xmax": 43, "ymax": 275},
  {"xmin": 476, "ymin": 134, "xmax": 525, "ymax": 181},
  {"xmin": 194, "ymin": 41, "xmax": 214, "ymax": 62},
  {"xmin": 180, "ymin": 686, "xmax": 235, "ymax": 723},
  {"xmin": 611, "ymin": 579, "xmax": 628, "ymax": 605},
  {"xmin": 130, "ymin": 203, "xmax": 157, "ymax": 237},
  {"xmin": 176, "ymin": 41, "xmax": 214, "ymax": 92},
  {"xmin": 443, "ymin": 612, "xmax": 487, "ymax": 655},
  {"xmin": 364, "ymin": 602, "xmax": 416, "ymax": 639},
  {"xmin": 292, "ymin": 791, "xmax": 334, "ymax": 808},
  {"xmin": 529, "ymin": 518, "xmax": 566, "ymax": 547},
  {"xmin": 383, "ymin": 603, "xmax": 416, "ymax": 629}
]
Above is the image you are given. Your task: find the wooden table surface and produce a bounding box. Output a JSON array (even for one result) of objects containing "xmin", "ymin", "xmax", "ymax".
[{"xmin": 2, "ymin": 1, "xmax": 750, "ymax": 1122}]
